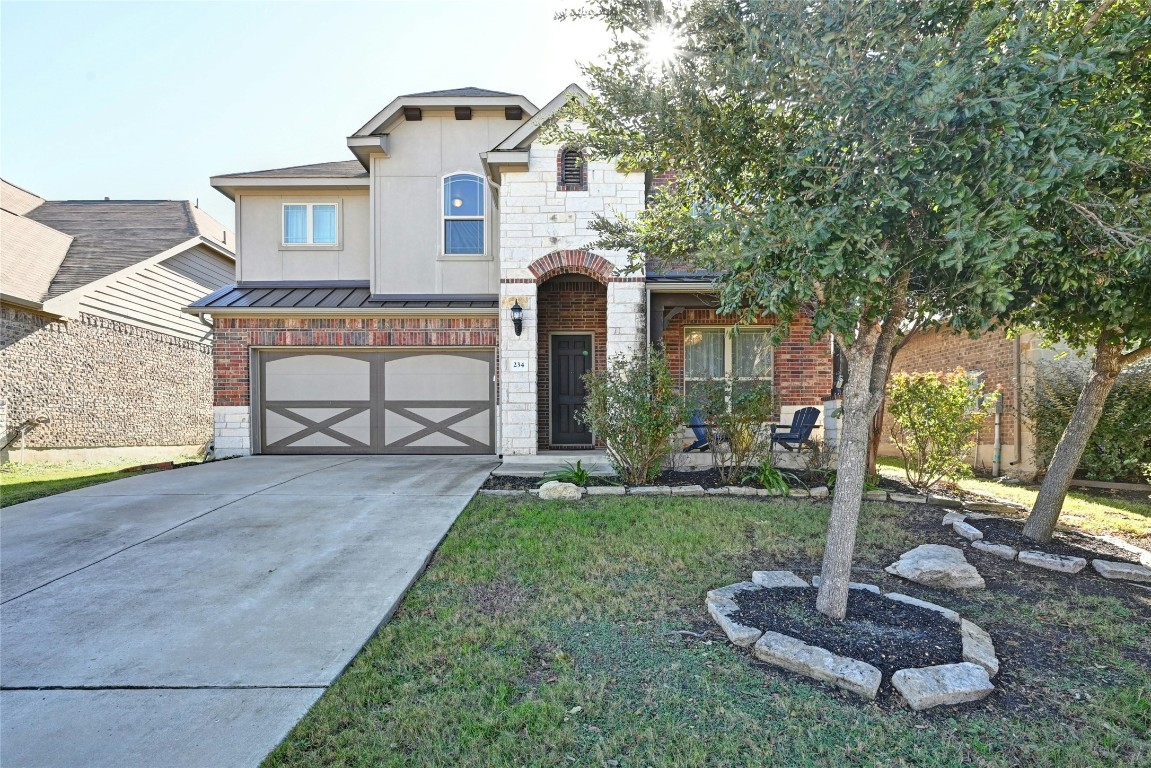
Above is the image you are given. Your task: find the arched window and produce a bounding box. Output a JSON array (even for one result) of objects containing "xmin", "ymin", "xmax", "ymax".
[
  {"xmin": 443, "ymin": 173, "xmax": 485, "ymax": 254},
  {"xmin": 557, "ymin": 148, "xmax": 587, "ymax": 191}
]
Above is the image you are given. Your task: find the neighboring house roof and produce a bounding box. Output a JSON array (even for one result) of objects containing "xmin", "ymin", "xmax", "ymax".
[
  {"xmin": 213, "ymin": 160, "xmax": 369, "ymax": 180},
  {"xmin": 26, "ymin": 200, "xmax": 204, "ymax": 299},
  {"xmin": 402, "ymin": 87, "xmax": 520, "ymax": 98},
  {"xmin": 189, "ymin": 283, "xmax": 499, "ymax": 313},
  {"xmin": 0, "ymin": 179, "xmax": 235, "ymax": 311},
  {"xmin": 0, "ymin": 209, "xmax": 74, "ymax": 306},
  {"xmin": 1, "ymin": 179, "xmax": 46, "ymax": 216}
]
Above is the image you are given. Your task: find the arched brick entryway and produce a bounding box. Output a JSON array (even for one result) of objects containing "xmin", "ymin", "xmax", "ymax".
[{"xmin": 527, "ymin": 249, "xmax": 614, "ymax": 285}]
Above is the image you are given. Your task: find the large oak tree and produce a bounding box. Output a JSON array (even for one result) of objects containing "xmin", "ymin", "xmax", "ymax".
[{"xmin": 561, "ymin": 0, "xmax": 1139, "ymax": 618}]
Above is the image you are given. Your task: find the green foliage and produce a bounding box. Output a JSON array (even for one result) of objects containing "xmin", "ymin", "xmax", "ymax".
[
  {"xmin": 1027, "ymin": 360, "xmax": 1151, "ymax": 482},
  {"xmin": 690, "ymin": 376, "xmax": 776, "ymax": 483},
  {"xmin": 887, "ymin": 368, "xmax": 995, "ymax": 490},
  {"xmin": 744, "ymin": 461, "xmax": 803, "ymax": 495},
  {"xmin": 541, "ymin": 460, "xmax": 592, "ymax": 487},
  {"xmin": 580, "ymin": 349, "xmax": 684, "ymax": 485}
]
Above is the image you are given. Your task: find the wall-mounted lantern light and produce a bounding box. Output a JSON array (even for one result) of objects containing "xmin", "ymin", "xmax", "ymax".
[{"xmin": 510, "ymin": 300, "xmax": 523, "ymax": 336}]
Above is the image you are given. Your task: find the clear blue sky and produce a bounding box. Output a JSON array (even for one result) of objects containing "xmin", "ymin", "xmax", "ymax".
[{"xmin": 1, "ymin": 0, "xmax": 611, "ymax": 228}]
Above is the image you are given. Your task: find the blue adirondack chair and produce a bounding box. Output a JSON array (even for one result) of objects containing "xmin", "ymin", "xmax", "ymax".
[
  {"xmin": 770, "ymin": 407, "xmax": 821, "ymax": 451},
  {"xmin": 684, "ymin": 409, "xmax": 710, "ymax": 452}
]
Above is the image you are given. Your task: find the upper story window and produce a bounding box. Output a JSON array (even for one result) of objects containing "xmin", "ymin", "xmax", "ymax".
[
  {"xmin": 557, "ymin": 148, "xmax": 588, "ymax": 191},
  {"xmin": 684, "ymin": 327, "xmax": 773, "ymax": 404},
  {"xmin": 443, "ymin": 173, "xmax": 485, "ymax": 255},
  {"xmin": 283, "ymin": 203, "xmax": 338, "ymax": 246}
]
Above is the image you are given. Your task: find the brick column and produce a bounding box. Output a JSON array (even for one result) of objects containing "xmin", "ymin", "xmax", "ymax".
[{"xmin": 499, "ymin": 282, "xmax": 538, "ymax": 455}]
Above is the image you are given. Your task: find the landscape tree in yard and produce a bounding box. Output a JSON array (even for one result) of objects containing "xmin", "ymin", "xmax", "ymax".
[
  {"xmin": 561, "ymin": 0, "xmax": 1134, "ymax": 618},
  {"xmin": 1004, "ymin": 1, "xmax": 1151, "ymax": 543}
]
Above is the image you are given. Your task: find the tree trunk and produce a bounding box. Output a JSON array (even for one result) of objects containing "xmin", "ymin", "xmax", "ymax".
[
  {"xmin": 1021, "ymin": 338, "xmax": 1123, "ymax": 542},
  {"xmin": 816, "ymin": 342, "xmax": 880, "ymax": 619},
  {"xmin": 866, "ymin": 407, "xmax": 884, "ymax": 480}
]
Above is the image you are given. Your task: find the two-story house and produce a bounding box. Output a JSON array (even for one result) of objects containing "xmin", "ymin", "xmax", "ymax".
[{"xmin": 190, "ymin": 85, "xmax": 834, "ymax": 459}]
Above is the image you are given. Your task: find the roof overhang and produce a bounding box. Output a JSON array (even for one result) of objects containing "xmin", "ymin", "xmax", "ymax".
[
  {"xmin": 480, "ymin": 150, "xmax": 531, "ymax": 185},
  {"xmin": 0, "ymin": 293, "xmax": 61, "ymax": 318},
  {"xmin": 346, "ymin": 135, "xmax": 389, "ymax": 168},
  {"xmin": 353, "ymin": 94, "xmax": 538, "ymax": 138},
  {"xmin": 492, "ymin": 84, "xmax": 587, "ymax": 152},
  {"xmin": 646, "ymin": 280, "xmax": 718, "ymax": 293},
  {"xmin": 210, "ymin": 176, "xmax": 370, "ymax": 201}
]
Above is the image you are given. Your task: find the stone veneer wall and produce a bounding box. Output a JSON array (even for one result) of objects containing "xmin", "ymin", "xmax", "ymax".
[
  {"xmin": 497, "ymin": 144, "xmax": 647, "ymax": 455},
  {"xmin": 536, "ymin": 276, "xmax": 608, "ymax": 448},
  {"xmin": 661, "ymin": 309, "xmax": 835, "ymax": 410},
  {"xmin": 0, "ymin": 306, "xmax": 213, "ymax": 449}
]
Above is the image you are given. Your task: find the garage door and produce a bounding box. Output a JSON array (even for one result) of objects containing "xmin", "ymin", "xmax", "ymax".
[{"xmin": 256, "ymin": 350, "xmax": 494, "ymax": 454}]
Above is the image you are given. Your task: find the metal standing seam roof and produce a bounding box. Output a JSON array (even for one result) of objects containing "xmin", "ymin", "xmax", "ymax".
[{"xmin": 190, "ymin": 283, "xmax": 499, "ymax": 311}]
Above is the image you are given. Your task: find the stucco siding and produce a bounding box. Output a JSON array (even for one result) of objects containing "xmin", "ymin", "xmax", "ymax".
[
  {"xmin": 235, "ymin": 192, "xmax": 370, "ymax": 283},
  {"xmin": 372, "ymin": 110, "xmax": 520, "ymax": 295}
]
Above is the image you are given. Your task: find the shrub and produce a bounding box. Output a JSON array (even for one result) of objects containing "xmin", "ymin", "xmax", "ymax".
[
  {"xmin": 541, "ymin": 460, "xmax": 592, "ymax": 487},
  {"xmin": 887, "ymin": 368, "xmax": 995, "ymax": 490},
  {"xmin": 580, "ymin": 349, "xmax": 684, "ymax": 485},
  {"xmin": 1026, "ymin": 360, "xmax": 1151, "ymax": 482},
  {"xmin": 690, "ymin": 377, "xmax": 777, "ymax": 484}
]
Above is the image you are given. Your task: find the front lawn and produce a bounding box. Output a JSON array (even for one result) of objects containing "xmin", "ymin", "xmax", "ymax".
[
  {"xmin": 265, "ymin": 495, "xmax": 1150, "ymax": 767},
  {"xmin": 0, "ymin": 461, "xmax": 155, "ymax": 507},
  {"xmin": 876, "ymin": 457, "xmax": 1151, "ymax": 546}
]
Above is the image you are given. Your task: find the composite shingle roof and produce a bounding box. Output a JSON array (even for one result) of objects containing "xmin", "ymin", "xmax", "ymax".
[
  {"xmin": 401, "ymin": 87, "xmax": 520, "ymax": 98},
  {"xmin": 25, "ymin": 200, "xmax": 201, "ymax": 298},
  {"xmin": 213, "ymin": 160, "xmax": 368, "ymax": 180},
  {"xmin": 190, "ymin": 283, "xmax": 499, "ymax": 311}
]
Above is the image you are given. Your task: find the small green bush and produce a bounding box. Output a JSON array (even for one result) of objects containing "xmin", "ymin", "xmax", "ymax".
[
  {"xmin": 1026, "ymin": 360, "xmax": 1151, "ymax": 482},
  {"xmin": 887, "ymin": 368, "xmax": 995, "ymax": 490},
  {"xmin": 690, "ymin": 377, "xmax": 777, "ymax": 484},
  {"xmin": 541, "ymin": 460, "xmax": 592, "ymax": 487},
  {"xmin": 580, "ymin": 349, "xmax": 684, "ymax": 485}
]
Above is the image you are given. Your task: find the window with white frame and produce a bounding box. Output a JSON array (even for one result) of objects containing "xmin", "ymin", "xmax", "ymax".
[
  {"xmin": 443, "ymin": 173, "xmax": 485, "ymax": 254},
  {"xmin": 282, "ymin": 203, "xmax": 338, "ymax": 245},
  {"xmin": 683, "ymin": 327, "xmax": 774, "ymax": 405}
]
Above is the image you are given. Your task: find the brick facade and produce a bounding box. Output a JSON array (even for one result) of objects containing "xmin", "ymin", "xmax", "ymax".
[
  {"xmin": 0, "ymin": 306, "xmax": 213, "ymax": 449},
  {"xmin": 661, "ymin": 308, "xmax": 835, "ymax": 411},
  {"xmin": 211, "ymin": 315, "xmax": 499, "ymax": 407},
  {"xmin": 536, "ymin": 276, "xmax": 608, "ymax": 448},
  {"xmin": 884, "ymin": 327, "xmax": 1028, "ymax": 451}
]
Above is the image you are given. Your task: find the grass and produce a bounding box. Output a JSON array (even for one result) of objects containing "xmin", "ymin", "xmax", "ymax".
[
  {"xmin": 0, "ymin": 460, "xmax": 167, "ymax": 507},
  {"xmin": 264, "ymin": 494, "xmax": 1150, "ymax": 768},
  {"xmin": 876, "ymin": 457, "xmax": 1151, "ymax": 542}
]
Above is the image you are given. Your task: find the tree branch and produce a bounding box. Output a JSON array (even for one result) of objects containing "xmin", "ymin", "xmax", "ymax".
[
  {"xmin": 1082, "ymin": 0, "xmax": 1118, "ymax": 35},
  {"xmin": 1119, "ymin": 343, "xmax": 1151, "ymax": 368}
]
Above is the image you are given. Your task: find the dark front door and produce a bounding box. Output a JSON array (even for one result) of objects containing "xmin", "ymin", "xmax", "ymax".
[{"xmin": 551, "ymin": 334, "xmax": 593, "ymax": 445}]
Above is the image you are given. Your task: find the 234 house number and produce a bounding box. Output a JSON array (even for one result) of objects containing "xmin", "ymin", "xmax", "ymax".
[{"xmin": 510, "ymin": 360, "xmax": 528, "ymax": 370}]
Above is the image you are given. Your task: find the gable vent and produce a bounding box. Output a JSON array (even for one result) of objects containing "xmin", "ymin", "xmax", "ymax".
[{"xmin": 557, "ymin": 148, "xmax": 587, "ymax": 191}]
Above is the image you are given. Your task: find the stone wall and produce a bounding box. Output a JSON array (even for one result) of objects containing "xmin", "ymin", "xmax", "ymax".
[
  {"xmin": 497, "ymin": 144, "xmax": 647, "ymax": 455},
  {"xmin": 0, "ymin": 306, "xmax": 213, "ymax": 450}
]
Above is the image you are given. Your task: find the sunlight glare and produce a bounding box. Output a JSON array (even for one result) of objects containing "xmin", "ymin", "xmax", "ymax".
[{"xmin": 645, "ymin": 25, "xmax": 682, "ymax": 68}]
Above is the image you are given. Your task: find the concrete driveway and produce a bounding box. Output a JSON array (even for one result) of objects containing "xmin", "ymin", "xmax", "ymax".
[{"xmin": 0, "ymin": 455, "xmax": 495, "ymax": 768}]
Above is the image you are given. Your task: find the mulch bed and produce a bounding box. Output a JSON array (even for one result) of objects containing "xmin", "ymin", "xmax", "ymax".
[
  {"xmin": 483, "ymin": 467, "xmax": 824, "ymax": 491},
  {"xmin": 729, "ymin": 587, "xmax": 963, "ymax": 678},
  {"xmin": 964, "ymin": 516, "xmax": 1146, "ymax": 566}
]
